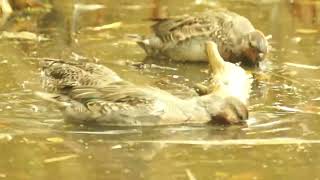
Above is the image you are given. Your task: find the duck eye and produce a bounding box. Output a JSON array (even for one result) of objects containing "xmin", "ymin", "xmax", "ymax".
[
  {"xmin": 248, "ymin": 41, "xmax": 253, "ymax": 48},
  {"xmin": 249, "ymin": 40, "xmax": 257, "ymax": 48}
]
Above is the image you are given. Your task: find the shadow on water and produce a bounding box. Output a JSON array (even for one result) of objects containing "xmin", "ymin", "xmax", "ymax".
[{"xmin": 0, "ymin": 0, "xmax": 320, "ymax": 179}]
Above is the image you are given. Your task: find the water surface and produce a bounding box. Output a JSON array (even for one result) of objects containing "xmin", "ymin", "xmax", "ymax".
[{"xmin": 1, "ymin": 0, "xmax": 320, "ymax": 179}]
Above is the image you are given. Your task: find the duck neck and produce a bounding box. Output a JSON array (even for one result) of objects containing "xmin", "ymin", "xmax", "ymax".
[{"xmin": 180, "ymin": 95, "xmax": 213, "ymax": 124}]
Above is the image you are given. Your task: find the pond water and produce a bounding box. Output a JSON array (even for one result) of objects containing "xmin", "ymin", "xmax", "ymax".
[{"xmin": 0, "ymin": 0, "xmax": 320, "ymax": 179}]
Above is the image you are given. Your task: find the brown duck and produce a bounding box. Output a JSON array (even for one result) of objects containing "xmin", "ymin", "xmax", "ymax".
[
  {"xmin": 137, "ymin": 9, "xmax": 269, "ymax": 66},
  {"xmin": 36, "ymin": 42, "xmax": 250, "ymax": 126}
]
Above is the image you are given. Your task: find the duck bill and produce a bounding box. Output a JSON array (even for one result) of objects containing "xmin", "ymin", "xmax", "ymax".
[{"xmin": 241, "ymin": 48, "xmax": 265, "ymax": 68}]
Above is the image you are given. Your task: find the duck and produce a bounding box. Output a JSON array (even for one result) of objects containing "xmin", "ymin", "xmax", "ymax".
[
  {"xmin": 136, "ymin": 9, "xmax": 269, "ymax": 66},
  {"xmin": 35, "ymin": 41, "xmax": 250, "ymax": 126},
  {"xmin": 204, "ymin": 41, "xmax": 252, "ymax": 105}
]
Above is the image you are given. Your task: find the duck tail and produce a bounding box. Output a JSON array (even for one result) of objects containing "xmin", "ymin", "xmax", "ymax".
[
  {"xmin": 205, "ymin": 41, "xmax": 226, "ymax": 75},
  {"xmin": 126, "ymin": 34, "xmax": 149, "ymax": 48},
  {"xmin": 35, "ymin": 91, "xmax": 71, "ymax": 108},
  {"xmin": 126, "ymin": 34, "xmax": 161, "ymax": 55}
]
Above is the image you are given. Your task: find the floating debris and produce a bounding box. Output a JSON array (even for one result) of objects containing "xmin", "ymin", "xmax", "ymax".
[
  {"xmin": 74, "ymin": 3, "xmax": 105, "ymax": 11},
  {"xmin": 29, "ymin": 104, "xmax": 39, "ymax": 113},
  {"xmin": 0, "ymin": 31, "xmax": 48, "ymax": 41},
  {"xmin": 194, "ymin": 0, "xmax": 217, "ymax": 7},
  {"xmin": 265, "ymin": 34, "xmax": 272, "ymax": 40},
  {"xmin": 312, "ymin": 97, "xmax": 320, "ymax": 101},
  {"xmin": 243, "ymin": 120, "xmax": 292, "ymax": 130},
  {"xmin": 21, "ymin": 137, "xmax": 36, "ymax": 144},
  {"xmin": 123, "ymin": 138, "xmax": 320, "ymax": 146},
  {"xmin": 122, "ymin": 5, "xmax": 146, "ymax": 10},
  {"xmin": 284, "ymin": 62, "xmax": 320, "ymax": 70},
  {"xmin": 296, "ymin": 29, "xmax": 318, "ymax": 34},
  {"xmin": 44, "ymin": 154, "xmax": 78, "ymax": 163},
  {"xmin": 65, "ymin": 129, "xmax": 141, "ymax": 135},
  {"xmin": 291, "ymin": 36, "xmax": 302, "ymax": 44},
  {"xmin": 274, "ymin": 105, "xmax": 320, "ymax": 115},
  {"xmin": 274, "ymin": 105, "xmax": 302, "ymax": 112},
  {"xmin": 172, "ymin": 75, "xmax": 179, "ymax": 79},
  {"xmin": 43, "ymin": 119, "xmax": 63, "ymax": 123},
  {"xmin": 185, "ymin": 169, "xmax": 197, "ymax": 180},
  {"xmin": 215, "ymin": 171, "xmax": 228, "ymax": 178},
  {"xmin": 246, "ymin": 127, "xmax": 292, "ymax": 135},
  {"xmin": 46, "ymin": 137, "xmax": 64, "ymax": 143},
  {"xmin": 0, "ymin": 133, "xmax": 12, "ymax": 141},
  {"xmin": 111, "ymin": 144, "xmax": 122, "ymax": 150},
  {"xmin": 0, "ymin": 173, "xmax": 6, "ymax": 178},
  {"xmin": 85, "ymin": 22, "xmax": 123, "ymax": 31}
]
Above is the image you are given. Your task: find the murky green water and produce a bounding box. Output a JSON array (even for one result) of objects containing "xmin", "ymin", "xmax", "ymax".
[{"xmin": 1, "ymin": 0, "xmax": 320, "ymax": 179}]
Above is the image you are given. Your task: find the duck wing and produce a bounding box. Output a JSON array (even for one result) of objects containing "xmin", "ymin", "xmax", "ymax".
[
  {"xmin": 68, "ymin": 82, "xmax": 154, "ymax": 106},
  {"xmin": 36, "ymin": 82, "xmax": 166, "ymax": 126},
  {"xmin": 152, "ymin": 10, "xmax": 254, "ymax": 46},
  {"xmin": 40, "ymin": 59, "xmax": 122, "ymax": 93},
  {"xmin": 152, "ymin": 14, "xmax": 214, "ymax": 44}
]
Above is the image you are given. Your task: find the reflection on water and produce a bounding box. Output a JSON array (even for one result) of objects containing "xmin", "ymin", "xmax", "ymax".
[{"xmin": 0, "ymin": 0, "xmax": 320, "ymax": 179}]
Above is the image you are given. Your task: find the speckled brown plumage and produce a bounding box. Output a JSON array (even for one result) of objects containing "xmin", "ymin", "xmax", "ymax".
[
  {"xmin": 137, "ymin": 9, "xmax": 268, "ymax": 66},
  {"xmin": 37, "ymin": 59, "xmax": 248, "ymax": 126}
]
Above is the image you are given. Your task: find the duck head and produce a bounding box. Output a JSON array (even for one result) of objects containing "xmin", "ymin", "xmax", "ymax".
[
  {"xmin": 241, "ymin": 30, "xmax": 269, "ymax": 66},
  {"xmin": 199, "ymin": 95, "xmax": 248, "ymax": 125}
]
